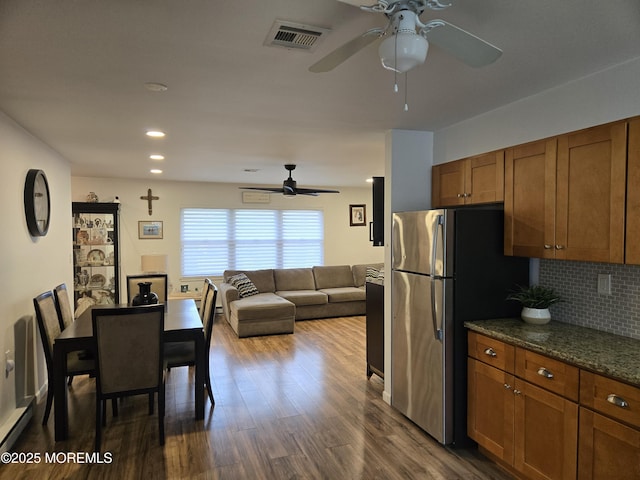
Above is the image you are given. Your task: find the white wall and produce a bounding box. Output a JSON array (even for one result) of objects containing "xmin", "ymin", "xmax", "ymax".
[
  {"xmin": 434, "ymin": 56, "xmax": 640, "ymax": 164},
  {"xmin": 0, "ymin": 111, "xmax": 73, "ymax": 443},
  {"xmin": 71, "ymin": 176, "xmax": 383, "ymax": 297}
]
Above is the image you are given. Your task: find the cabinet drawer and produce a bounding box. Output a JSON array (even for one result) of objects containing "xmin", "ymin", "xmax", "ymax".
[
  {"xmin": 580, "ymin": 371, "xmax": 640, "ymax": 429},
  {"xmin": 468, "ymin": 332, "xmax": 515, "ymax": 373},
  {"xmin": 515, "ymin": 348, "xmax": 579, "ymax": 401}
]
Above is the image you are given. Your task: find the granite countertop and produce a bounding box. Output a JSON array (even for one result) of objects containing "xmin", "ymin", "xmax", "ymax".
[{"xmin": 465, "ymin": 318, "xmax": 640, "ymax": 387}]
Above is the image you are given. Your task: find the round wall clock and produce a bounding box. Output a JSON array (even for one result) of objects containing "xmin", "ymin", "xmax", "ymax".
[{"xmin": 24, "ymin": 169, "xmax": 51, "ymax": 237}]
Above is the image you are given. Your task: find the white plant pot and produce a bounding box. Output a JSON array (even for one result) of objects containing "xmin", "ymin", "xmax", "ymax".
[{"xmin": 521, "ymin": 307, "xmax": 551, "ymax": 325}]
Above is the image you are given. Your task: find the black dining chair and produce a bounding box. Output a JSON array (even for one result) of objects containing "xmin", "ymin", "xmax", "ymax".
[
  {"xmin": 198, "ymin": 278, "xmax": 212, "ymax": 321},
  {"xmin": 92, "ymin": 304, "xmax": 166, "ymax": 451},
  {"xmin": 53, "ymin": 283, "xmax": 74, "ymax": 330},
  {"xmin": 165, "ymin": 280, "xmax": 217, "ymax": 405},
  {"xmin": 33, "ymin": 291, "xmax": 95, "ymax": 425},
  {"xmin": 126, "ymin": 273, "xmax": 168, "ymax": 304},
  {"xmin": 53, "ymin": 282, "xmax": 92, "ymax": 386}
]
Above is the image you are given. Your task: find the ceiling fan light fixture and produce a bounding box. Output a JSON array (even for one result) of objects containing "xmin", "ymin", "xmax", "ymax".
[{"xmin": 379, "ymin": 31, "xmax": 429, "ymax": 73}]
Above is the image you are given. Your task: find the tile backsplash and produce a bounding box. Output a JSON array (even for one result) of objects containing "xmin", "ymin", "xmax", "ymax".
[{"xmin": 539, "ymin": 259, "xmax": 640, "ymax": 339}]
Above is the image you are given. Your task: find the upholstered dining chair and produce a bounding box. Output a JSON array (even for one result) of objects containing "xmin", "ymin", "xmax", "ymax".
[
  {"xmin": 53, "ymin": 283, "xmax": 74, "ymax": 330},
  {"xmin": 53, "ymin": 283, "xmax": 88, "ymax": 386},
  {"xmin": 92, "ymin": 304, "xmax": 166, "ymax": 451},
  {"xmin": 198, "ymin": 278, "xmax": 212, "ymax": 321},
  {"xmin": 165, "ymin": 281, "xmax": 217, "ymax": 405},
  {"xmin": 126, "ymin": 274, "xmax": 169, "ymax": 304},
  {"xmin": 33, "ymin": 290, "xmax": 95, "ymax": 425}
]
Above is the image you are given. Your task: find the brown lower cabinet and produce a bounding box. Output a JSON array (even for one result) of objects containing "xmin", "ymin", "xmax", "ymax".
[
  {"xmin": 467, "ymin": 358, "xmax": 577, "ymax": 480},
  {"xmin": 468, "ymin": 331, "xmax": 640, "ymax": 480},
  {"xmin": 578, "ymin": 409, "xmax": 640, "ymax": 480}
]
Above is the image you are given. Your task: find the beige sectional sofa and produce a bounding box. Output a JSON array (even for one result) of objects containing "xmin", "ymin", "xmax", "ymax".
[{"xmin": 220, "ymin": 263, "xmax": 383, "ymax": 337}]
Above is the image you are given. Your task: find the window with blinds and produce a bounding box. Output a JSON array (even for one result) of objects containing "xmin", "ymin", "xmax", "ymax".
[{"xmin": 181, "ymin": 208, "xmax": 324, "ymax": 277}]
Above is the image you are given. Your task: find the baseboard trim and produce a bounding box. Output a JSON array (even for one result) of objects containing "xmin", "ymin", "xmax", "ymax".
[{"xmin": 0, "ymin": 399, "xmax": 34, "ymax": 454}]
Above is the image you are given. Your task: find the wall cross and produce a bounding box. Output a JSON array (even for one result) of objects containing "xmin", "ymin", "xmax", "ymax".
[{"xmin": 140, "ymin": 188, "xmax": 159, "ymax": 216}]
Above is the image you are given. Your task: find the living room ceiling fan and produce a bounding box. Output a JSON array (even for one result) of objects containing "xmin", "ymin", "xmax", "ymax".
[
  {"xmin": 309, "ymin": 0, "xmax": 502, "ymax": 74},
  {"xmin": 240, "ymin": 164, "xmax": 340, "ymax": 196}
]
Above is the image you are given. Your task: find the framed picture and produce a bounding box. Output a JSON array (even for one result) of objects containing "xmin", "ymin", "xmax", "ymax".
[
  {"xmin": 138, "ymin": 221, "xmax": 163, "ymax": 239},
  {"xmin": 349, "ymin": 204, "xmax": 366, "ymax": 227}
]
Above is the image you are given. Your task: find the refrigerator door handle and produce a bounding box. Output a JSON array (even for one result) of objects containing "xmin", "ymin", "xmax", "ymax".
[
  {"xmin": 430, "ymin": 214, "xmax": 443, "ymax": 277},
  {"xmin": 430, "ymin": 214, "xmax": 444, "ymax": 341}
]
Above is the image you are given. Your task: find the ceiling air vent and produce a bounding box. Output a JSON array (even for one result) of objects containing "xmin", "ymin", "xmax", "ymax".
[{"xmin": 264, "ymin": 20, "xmax": 330, "ymax": 52}]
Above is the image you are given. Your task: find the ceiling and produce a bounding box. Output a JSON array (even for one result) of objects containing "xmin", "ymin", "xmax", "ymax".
[{"xmin": 1, "ymin": 0, "xmax": 639, "ymax": 189}]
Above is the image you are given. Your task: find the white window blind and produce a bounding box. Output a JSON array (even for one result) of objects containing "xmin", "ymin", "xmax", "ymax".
[{"xmin": 181, "ymin": 208, "xmax": 324, "ymax": 277}]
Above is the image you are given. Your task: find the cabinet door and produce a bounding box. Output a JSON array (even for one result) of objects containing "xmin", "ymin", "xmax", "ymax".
[
  {"xmin": 555, "ymin": 121, "xmax": 627, "ymax": 263},
  {"xmin": 626, "ymin": 117, "xmax": 640, "ymax": 264},
  {"xmin": 465, "ymin": 150, "xmax": 505, "ymax": 205},
  {"xmin": 513, "ymin": 380, "xmax": 578, "ymax": 480},
  {"xmin": 504, "ymin": 138, "xmax": 557, "ymax": 258},
  {"xmin": 432, "ymin": 160, "xmax": 466, "ymax": 207},
  {"xmin": 578, "ymin": 408, "xmax": 640, "ymax": 480},
  {"xmin": 467, "ymin": 358, "xmax": 514, "ymax": 463}
]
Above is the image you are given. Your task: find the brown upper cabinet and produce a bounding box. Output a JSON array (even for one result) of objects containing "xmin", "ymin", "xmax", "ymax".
[
  {"xmin": 505, "ymin": 121, "xmax": 627, "ymax": 263},
  {"xmin": 432, "ymin": 151, "xmax": 504, "ymax": 208},
  {"xmin": 626, "ymin": 117, "xmax": 640, "ymax": 264}
]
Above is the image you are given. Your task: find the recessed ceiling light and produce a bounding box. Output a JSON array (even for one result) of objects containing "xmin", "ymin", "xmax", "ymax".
[
  {"xmin": 150, "ymin": 169, "xmax": 163, "ymax": 174},
  {"xmin": 366, "ymin": 178, "xmax": 374, "ymax": 183},
  {"xmin": 149, "ymin": 154, "xmax": 165, "ymax": 160},
  {"xmin": 146, "ymin": 130, "xmax": 165, "ymax": 138},
  {"xmin": 144, "ymin": 82, "xmax": 168, "ymax": 92}
]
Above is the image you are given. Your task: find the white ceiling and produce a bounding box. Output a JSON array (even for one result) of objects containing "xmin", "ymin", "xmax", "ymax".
[{"xmin": 1, "ymin": 0, "xmax": 639, "ymax": 189}]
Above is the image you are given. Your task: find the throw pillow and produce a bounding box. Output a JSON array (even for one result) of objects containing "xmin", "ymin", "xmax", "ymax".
[
  {"xmin": 228, "ymin": 273, "xmax": 259, "ymax": 298},
  {"xmin": 366, "ymin": 267, "xmax": 380, "ymax": 281}
]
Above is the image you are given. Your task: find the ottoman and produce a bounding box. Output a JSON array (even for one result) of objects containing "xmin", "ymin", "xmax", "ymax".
[{"xmin": 227, "ymin": 292, "xmax": 295, "ymax": 338}]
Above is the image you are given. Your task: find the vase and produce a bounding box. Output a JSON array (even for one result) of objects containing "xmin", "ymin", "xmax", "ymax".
[
  {"xmin": 521, "ymin": 307, "xmax": 551, "ymax": 325},
  {"xmin": 131, "ymin": 281, "xmax": 159, "ymax": 306}
]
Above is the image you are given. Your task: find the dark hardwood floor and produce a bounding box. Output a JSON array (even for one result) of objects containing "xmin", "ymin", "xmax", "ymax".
[{"xmin": 4, "ymin": 314, "xmax": 511, "ymax": 479}]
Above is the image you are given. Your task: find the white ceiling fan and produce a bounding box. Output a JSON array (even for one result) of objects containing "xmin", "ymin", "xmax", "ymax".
[{"xmin": 309, "ymin": 0, "xmax": 502, "ymax": 74}]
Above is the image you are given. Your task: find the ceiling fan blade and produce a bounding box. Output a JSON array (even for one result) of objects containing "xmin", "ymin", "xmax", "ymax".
[
  {"xmin": 239, "ymin": 187, "xmax": 284, "ymax": 194},
  {"xmin": 296, "ymin": 188, "xmax": 340, "ymax": 194},
  {"xmin": 309, "ymin": 28, "xmax": 384, "ymax": 73},
  {"xmin": 425, "ymin": 19, "xmax": 502, "ymax": 68}
]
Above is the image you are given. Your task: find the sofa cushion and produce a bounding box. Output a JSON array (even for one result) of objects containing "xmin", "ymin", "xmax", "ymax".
[
  {"xmin": 231, "ymin": 293, "xmax": 295, "ymax": 321},
  {"xmin": 319, "ymin": 287, "xmax": 365, "ymax": 303},
  {"xmin": 313, "ymin": 265, "xmax": 354, "ymax": 289},
  {"xmin": 224, "ymin": 269, "xmax": 275, "ymax": 293},
  {"xmin": 228, "ymin": 273, "xmax": 259, "ymax": 298},
  {"xmin": 274, "ymin": 268, "xmax": 315, "ymax": 291},
  {"xmin": 276, "ymin": 290, "xmax": 328, "ymax": 306}
]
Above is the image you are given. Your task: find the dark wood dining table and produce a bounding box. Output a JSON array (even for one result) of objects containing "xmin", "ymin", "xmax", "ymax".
[{"xmin": 53, "ymin": 298, "xmax": 205, "ymax": 441}]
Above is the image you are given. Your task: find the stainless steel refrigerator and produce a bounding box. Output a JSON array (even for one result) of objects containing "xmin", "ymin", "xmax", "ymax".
[{"xmin": 391, "ymin": 207, "xmax": 528, "ymax": 446}]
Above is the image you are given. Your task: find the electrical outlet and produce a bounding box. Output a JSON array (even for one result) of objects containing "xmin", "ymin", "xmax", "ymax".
[{"xmin": 597, "ymin": 274, "xmax": 612, "ymax": 295}]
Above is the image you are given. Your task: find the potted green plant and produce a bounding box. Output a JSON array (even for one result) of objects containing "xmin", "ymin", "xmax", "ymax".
[{"xmin": 506, "ymin": 284, "xmax": 563, "ymax": 325}]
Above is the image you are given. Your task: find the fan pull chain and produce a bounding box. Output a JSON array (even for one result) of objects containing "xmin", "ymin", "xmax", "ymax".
[
  {"xmin": 404, "ymin": 71, "xmax": 409, "ymax": 111},
  {"xmin": 394, "ymin": 32, "xmax": 399, "ymax": 92}
]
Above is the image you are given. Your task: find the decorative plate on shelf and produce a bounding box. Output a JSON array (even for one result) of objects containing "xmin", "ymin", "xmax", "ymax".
[
  {"xmin": 88, "ymin": 274, "xmax": 106, "ymax": 289},
  {"xmin": 87, "ymin": 249, "xmax": 105, "ymax": 265},
  {"xmin": 76, "ymin": 230, "xmax": 90, "ymax": 245}
]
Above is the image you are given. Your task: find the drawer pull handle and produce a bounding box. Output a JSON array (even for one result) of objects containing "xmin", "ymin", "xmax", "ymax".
[
  {"xmin": 537, "ymin": 367, "xmax": 554, "ymax": 379},
  {"xmin": 504, "ymin": 383, "xmax": 512, "ymax": 390},
  {"xmin": 484, "ymin": 347, "xmax": 497, "ymax": 357},
  {"xmin": 513, "ymin": 389, "xmax": 522, "ymax": 395},
  {"xmin": 544, "ymin": 244, "xmax": 553, "ymax": 249},
  {"xmin": 607, "ymin": 394, "xmax": 629, "ymax": 409}
]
